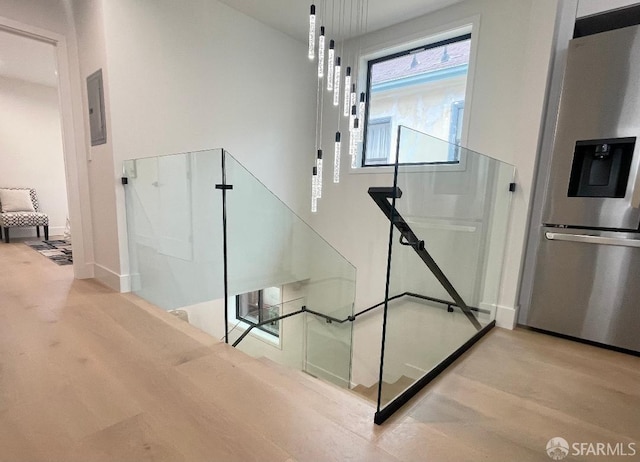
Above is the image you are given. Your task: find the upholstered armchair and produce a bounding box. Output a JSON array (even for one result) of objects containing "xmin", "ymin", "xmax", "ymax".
[{"xmin": 0, "ymin": 188, "xmax": 49, "ymax": 243}]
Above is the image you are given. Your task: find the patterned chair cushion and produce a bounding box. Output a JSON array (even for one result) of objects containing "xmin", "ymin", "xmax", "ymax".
[
  {"xmin": 0, "ymin": 212, "xmax": 49, "ymax": 227},
  {"xmin": 0, "ymin": 188, "xmax": 48, "ymax": 229}
]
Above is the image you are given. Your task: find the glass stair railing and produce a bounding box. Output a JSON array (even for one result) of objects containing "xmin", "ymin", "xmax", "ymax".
[
  {"xmin": 364, "ymin": 126, "xmax": 515, "ymax": 424},
  {"xmin": 123, "ymin": 149, "xmax": 356, "ymax": 389},
  {"xmin": 122, "ymin": 126, "xmax": 515, "ymax": 425}
]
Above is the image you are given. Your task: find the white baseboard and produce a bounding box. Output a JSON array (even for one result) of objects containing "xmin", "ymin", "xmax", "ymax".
[
  {"xmin": 119, "ymin": 273, "xmax": 132, "ymax": 293},
  {"xmin": 73, "ymin": 262, "xmax": 94, "ymax": 279},
  {"xmin": 93, "ymin": 263, "xmax": 131, "ymax": 293},
  {"xmin": 495, "ymin": 304, "xmax": 518, "ymax": 329}
]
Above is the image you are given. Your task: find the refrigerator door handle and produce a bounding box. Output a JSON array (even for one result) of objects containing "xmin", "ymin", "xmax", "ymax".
[
  {"xmin": 545, "ymin": 232, "xmax": 640, "ymax": 248},
  {"xmin": 632, "ymin": 170, "xmax": 640, "ymax": 209}
]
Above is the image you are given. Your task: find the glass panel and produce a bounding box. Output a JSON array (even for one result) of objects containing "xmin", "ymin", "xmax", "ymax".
[
  {"xmin": 229, "ymin": 298, "xmax": 307, "ymax": 371},
  {"xmin": 125, "ymin": 148, "xmax": 357, "ymax": 391},
  {"xmin": 124, "ymin": 149, "xmax": 226, "ymax": 339},
  {"xmin": 224, "ymin": 152, "xmax": 356, "ymax": 386},
  {"xmin": 305, "ymin": 315, "xmax": 353, "ymax": 388},
  {"xmin": 378, "ymin": 126, "xmax": 514, "ymax": 411}
]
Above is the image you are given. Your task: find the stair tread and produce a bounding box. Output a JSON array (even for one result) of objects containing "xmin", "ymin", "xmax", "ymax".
[
  {"xmin": 352, "ymin": 375, "xmax": 417, "ymax": 403},
  {"xmin": 183, "ymin": 345, "xmax": 382, "ymax": 442},
  {"xmin": 255, "ymin": 356, "xmax": 376, "ymax": 409},
  {"xmin": 174, "ymin": 345, "xmax": 392, "ymax": 460}
]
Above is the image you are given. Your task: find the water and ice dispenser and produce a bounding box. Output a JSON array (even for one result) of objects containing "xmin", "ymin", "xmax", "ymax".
[{"xmin": 567, "ymin": 137, "xmax": 636, "ymax": 198}]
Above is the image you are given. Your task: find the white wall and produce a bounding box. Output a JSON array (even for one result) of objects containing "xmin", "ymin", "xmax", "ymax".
[
  {"xmin": 71, "ymin": 0, "xmax": 121, "ymax": 288},
  {"xmin": 0, "ymin": 75, "xmax": 68, "ymax": 236},
  {"xmin": 103, "ymin": 0, "xmax": 317, "ymax": 286},
  {"xmin": 67, "ymin": 0, "xmax": 318, "ymax": 290},
  {"xmin": 311, "ymin": 0, "xmax": 559, "ymax": 335},
  {"xmin": 0, "ymin": 0, "xmax": 69, "ymax": 35}
]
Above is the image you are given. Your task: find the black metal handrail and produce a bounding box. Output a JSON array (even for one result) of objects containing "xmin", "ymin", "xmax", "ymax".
[
  {"xmin": 231, "ymin": 291, "xmax": 487, "ymax": 348},
  {"xmin": 232, "ymin": 309, "xmax": 305, "ymax": 347},
  {"xmin": 368, "ymin": 186, "xmax": 482, "ymax": 331}
]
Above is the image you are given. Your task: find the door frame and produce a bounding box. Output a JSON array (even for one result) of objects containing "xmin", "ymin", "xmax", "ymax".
[{"xmin": 0, "ymin": 15, "xmax": 94, "ymax": 278}]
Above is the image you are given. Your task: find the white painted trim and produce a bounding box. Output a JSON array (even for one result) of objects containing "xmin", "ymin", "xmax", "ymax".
[
  {"xmin": 359, "ymin": 17, "xmax": 477, "ymax": 61},
  {"xmin": 495, "ymin": 304, "xmax": 518, "ymax": 329},
  {"xmin": 93, "ymin": 263, "xmax": 130, "ymax": 292},
  {"xmin": 0, "ymin": 15, "xmax": 94, "ymax": 281},
  {"xmin": 119, "ymin": 272, "xmax": 132, "ymax": 293}
]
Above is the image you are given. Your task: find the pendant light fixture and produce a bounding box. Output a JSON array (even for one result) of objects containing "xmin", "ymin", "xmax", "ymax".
[
  {"xmin": 349, "ymin": 118, "xmax": 359, "ymax": 156},
  {"xmin": 350, "ymin": 105, "xmax": 356, "ymax": 131},
  {"xmin": 350, "ymin": 83, "xmax": 357, "ymax": 114},
  {"xmin": 311, "ymin": 166, "xmax": 318, "ymax": 213},
  {"xmin": 307, "ymin": 0, "xmax": 370, "ymax": 211},
  {"xmin": 327, "ymin": 40, "xmax": 335, "ymax": 91},
  {"xmin": 343, "ymin": 67, "xmax": 351, "ymax": 116},
  {"xmin": 333, "ymin": 57, "xmax": 341, "ymax": 106},
  {"xmin": 316, "ymin": 149, "xmax": 324, "ymax": 198},
  {"xmin": 318, "ymin": 26, "xmax": 325, "ymax": 78},
  {"xmin": 309, "ymin": 4, "xmax": 316, "ymax": 60},
  {"xmin": 334, "ymin": 131, "xmax": 341, "ymax": 183},
  {"xmin": 350, "ymin": 118, "xmax": 360, "ymax": 167}
]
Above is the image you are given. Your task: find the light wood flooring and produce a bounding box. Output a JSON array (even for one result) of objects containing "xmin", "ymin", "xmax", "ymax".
[{"xmin": 1, "ymin": 238, "xmax": 639, "ymax": 461}]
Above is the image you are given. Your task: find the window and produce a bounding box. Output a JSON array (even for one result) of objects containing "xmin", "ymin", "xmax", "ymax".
[
  {"xmin": 236, "ymin": 288, "xmax": 281, "ymax": 337},
  {"xmin": 362, "ymin": 34, "xmax": 471, "ymax": 167},
  {"xmin": 365, "ymin": 117, "xmax": 392, "ymax": 164}
]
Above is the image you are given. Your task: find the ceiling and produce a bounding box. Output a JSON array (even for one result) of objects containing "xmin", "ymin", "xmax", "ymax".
[
  {"xmin": 0, "ymin": 1, "xmax": 464, "ymax": 88},
  {"xmin": 217, "ymin": 0, "xmax": 465, "ymax": 43},
  {"xmin": 0, "ymin": 29, "xmax": 57, "ymax": 88}
]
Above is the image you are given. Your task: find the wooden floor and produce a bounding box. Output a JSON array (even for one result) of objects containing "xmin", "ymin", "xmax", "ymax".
[{"xmin": 1, "ymin": 239, "xmax": 639, "ymax": 461}]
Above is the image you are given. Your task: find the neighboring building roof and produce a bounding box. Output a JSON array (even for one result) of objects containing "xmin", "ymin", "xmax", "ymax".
[{"xmin": 371, "ymin": 40, "xmax": 470, "ymax": 84}]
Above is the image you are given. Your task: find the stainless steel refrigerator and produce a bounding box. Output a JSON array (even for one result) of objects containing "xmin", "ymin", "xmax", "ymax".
[{"xmin": 526, "ymin": 25, "xmax": 640, "ymax": 353}]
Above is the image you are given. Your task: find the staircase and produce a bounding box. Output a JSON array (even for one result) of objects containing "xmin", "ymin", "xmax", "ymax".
[
  {"xmin": 123, "ymin": 131, "xmax": 516, "ymax": 425},
  {"xmin": 352, "ymin": 376, "xmax": 415, "ymax": 403}
]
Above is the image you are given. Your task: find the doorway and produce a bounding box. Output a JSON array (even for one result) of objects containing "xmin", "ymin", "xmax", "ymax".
[
  {"xmin": 0, "ymin": 16, "xmax": 92, "ymax": 278},
  {"xmin": 0, "ymin": 28, "xmax": 71, "ymax": 262}
]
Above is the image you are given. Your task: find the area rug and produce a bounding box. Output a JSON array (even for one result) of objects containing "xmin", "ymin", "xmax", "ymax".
[{"xmin": 25, "ymin": 240, "xmax": 73, "ymax": 266}]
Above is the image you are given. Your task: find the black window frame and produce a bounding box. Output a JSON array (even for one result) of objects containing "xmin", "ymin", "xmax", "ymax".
[
  {"xmin": 235, "ymin": 290, "xmax": 280, "ymax": 337},
  {"xmin": 362, "ymin": 33, "xmax": 472, "ymax": 168}
]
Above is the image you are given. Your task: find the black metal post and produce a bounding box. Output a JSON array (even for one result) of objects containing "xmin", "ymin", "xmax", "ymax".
[
  {"xmin": 375, "ymin": 127, "xmax": 403, "ymax": 414},
  {"xmin": 221, "ymin": 150, "xmax": 230, "ymax": 344}
]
